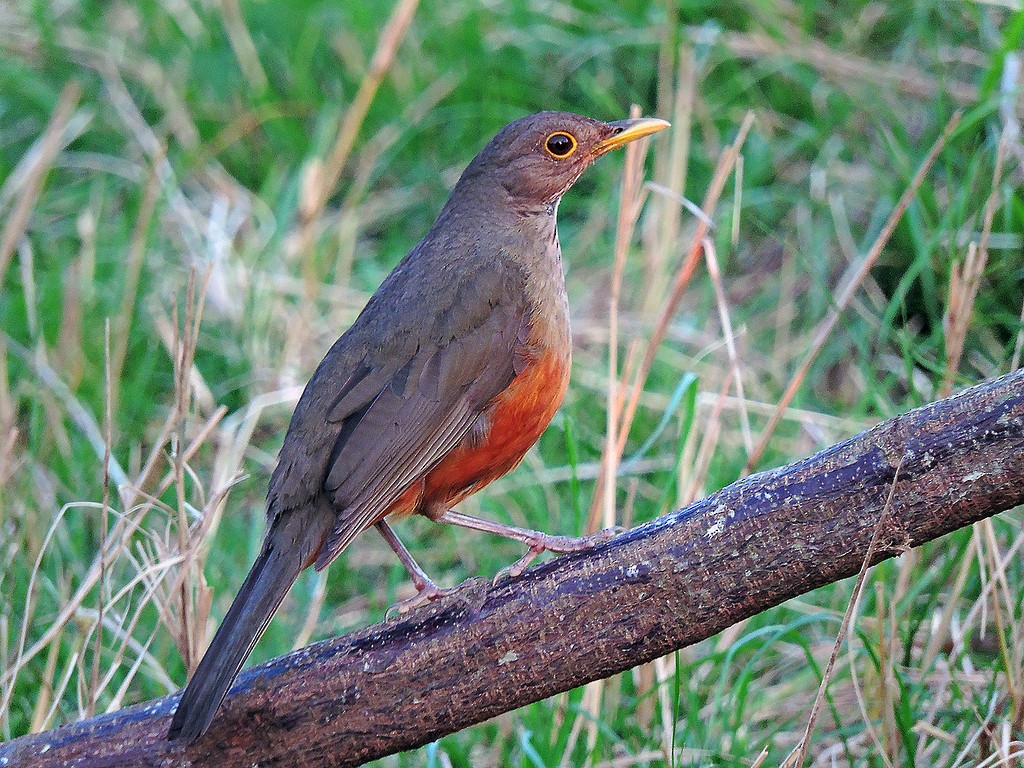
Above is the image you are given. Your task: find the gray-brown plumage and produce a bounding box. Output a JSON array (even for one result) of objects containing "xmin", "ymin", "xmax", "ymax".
[{"xmin": 167, "ymin": 111, "xmax": 668, "ymax": 744}]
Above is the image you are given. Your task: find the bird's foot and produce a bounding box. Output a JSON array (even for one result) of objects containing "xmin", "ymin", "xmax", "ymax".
[
  {"xmin": 493, "ymin": 526, "xmax": 624, "ymax": 584},
  {"xmin": 385, "ymin": 578, "xmax": 458, "ymax": 620}
]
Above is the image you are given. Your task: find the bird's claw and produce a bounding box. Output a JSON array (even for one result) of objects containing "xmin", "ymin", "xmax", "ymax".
[
  {"xmin": 385, "ymin": 581, "xmax": 458, "ymax": 620},
  {"xmin": 493, "ymin": 547, "xmax": 543, "ymax": 585},
  {"xmin": 590, "ymin": 525, "xmax": 626, "ymax": 541},
  {"xmin": 492, "ymin": 525, "xmax": 624, "ymax": 585}
]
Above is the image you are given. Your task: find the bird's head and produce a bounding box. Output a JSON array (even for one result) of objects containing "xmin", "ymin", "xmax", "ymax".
[{"xmin": 459, "ymin": 111, "xmax": 670, "ymax": 211}]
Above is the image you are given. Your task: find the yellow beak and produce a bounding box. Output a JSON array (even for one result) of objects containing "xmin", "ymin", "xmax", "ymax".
[{"xmin": 593, "ymin": 117, "xmax": 671, "ymax": 156}]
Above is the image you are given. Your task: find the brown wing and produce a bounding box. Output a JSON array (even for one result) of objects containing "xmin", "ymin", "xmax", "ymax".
[
  {"xmin": 268, "ymin": 252, "xmax": 532, "ymax": 571},
  {"xmin": 314, "ymin": 300, "xmax": 527, "ymax": 569}
]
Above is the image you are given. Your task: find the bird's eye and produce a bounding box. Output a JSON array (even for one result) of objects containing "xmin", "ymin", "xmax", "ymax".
[{"xmin": 545, "ymin": 132, "xmax": 577, "ymax": 159}]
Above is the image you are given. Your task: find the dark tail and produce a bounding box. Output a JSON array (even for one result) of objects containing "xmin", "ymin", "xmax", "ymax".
[{"xmin": 167, "ymin": 508, "xmax": 332, "ymax": 743}]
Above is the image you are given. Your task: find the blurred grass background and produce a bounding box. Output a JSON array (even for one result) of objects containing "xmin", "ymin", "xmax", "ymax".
[{"xmin": 2, "ymin": 0, "xmax": 1024, "ymax": 765}]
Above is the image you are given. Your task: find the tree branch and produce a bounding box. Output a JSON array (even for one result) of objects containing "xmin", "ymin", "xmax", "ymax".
[{"xmin": 5, "ymin": 370, "xmax": 1024, "ymax": 767}]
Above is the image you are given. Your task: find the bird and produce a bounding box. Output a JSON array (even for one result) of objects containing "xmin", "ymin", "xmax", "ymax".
[{"xmin": 167, "ymin": 110, "xmax": 670, "ymax": 743}]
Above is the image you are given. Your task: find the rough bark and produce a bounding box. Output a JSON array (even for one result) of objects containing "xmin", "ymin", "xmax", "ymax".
[{"xmin": 4, "ymin": 369, "xmax": 1024, "ymax": 768}]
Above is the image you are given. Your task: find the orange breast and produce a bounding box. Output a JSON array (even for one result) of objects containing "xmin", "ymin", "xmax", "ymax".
[{"xmin": 419, "ymin": 346, "xmax": 570, "ymax": 510}]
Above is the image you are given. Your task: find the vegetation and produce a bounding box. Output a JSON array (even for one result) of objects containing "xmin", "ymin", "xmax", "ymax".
[{"xmin": 2, "ymin": 0, "xmax": 1022, "ymax": 764}]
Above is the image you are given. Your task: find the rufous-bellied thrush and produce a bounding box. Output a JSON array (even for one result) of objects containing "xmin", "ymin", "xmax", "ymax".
[{"xmin": 168, "ymin": 111, "xmax": 669, "ymax": 743}]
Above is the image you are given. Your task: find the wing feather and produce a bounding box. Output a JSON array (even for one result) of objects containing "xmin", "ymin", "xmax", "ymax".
[
  {"xmin": 267, "ymin": 249, "xmax": 534, "ymax": 571},
  {"xmin": 310, "ymin": 263, "xmax": 530, "ymax": 569},
  {"xmin": 313, "ymin": 306, "xmax": 524, "ymax": 569}
]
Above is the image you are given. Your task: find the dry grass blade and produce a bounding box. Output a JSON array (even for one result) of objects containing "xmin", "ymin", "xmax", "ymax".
[
  {"xmin": 126, "ymin": 401, "xmax": 228, "ymax": 518},
  {"xmin": 680, "ymin": 375, "xmax": 732, "ymax": 506},
  {"xmin": 940, "ymin": 131, "xmax": 1007, "ymax": 398},
  {"xmin": 295, "ymin": 0, "xmax": 420, "ymax": 242},
  {"xmin": 921, "ymin": 536, "xmax": 977, "ymax": 669},
  {"xmin": 745, "ymin": 111, "xmax": 963, "ymax": 473},
  {"xmin": 153, "ymin": 307, "xmax": 216, "ymax": 415},
  {"xmin": 702, "ymin": 237, "xmax": 752, "ymax": 453},
  {"xmin": 86, "ymin": 321, "xmax": 113, "ymax": 717},
  {"xmin": 0, "ymin": 500, "xmax": 96, "ymax": 715},
  {"xmin": 782, "ymin": 456, "xmax": 905, "ymax": 767},
  {"xmin": 711, "ymin": 27, "xmax": 978, "ymax": 104},
  {"xmin": 94, "ymin": 550, "xmax": 188, "ymax": 702},
  {"xmin": 653, "ymin": 654, "xmax": 676, "ymax": 762},
  {"xmin": 0, "ymin": 273, "xmax": 227, "ymax": 715},
  {"xmin": 170, "ymin": 268, "xmax": 212, "ymax": 672},
  {"xmin": 589, "ymin": 111, "xmax": 754, "ymax": 513},
  {"xmin": 34, "ymin": 641, "xmax": 77, "ymax": 735},
  {"xmin": 0, "ymin": 497, "xmax": 150, "ymax": 693},
  {"xmin": 978, "ymin": 517, "xmax": 1024, "ymax": 730},
  {"xmin": 292, "ymin": 573, "xmax": 328, "ymax": 652},
  {"xmin": 1011, "ymin": 299, "xmax": 1024, "ymax": 371},
  {"xmin": 950, "ymin": 692, "xmax": 1000, "ymax": 768},
  {"xmin": 27, "ymin": 639, "xmax": 58, "ymax": 733},
  {"xmin": 643, "ymin": 225, "xmax": 748, "ymax": 742},
  {"xmin": 644, "ymin": 43, "xmax": 695, "ymax": 312},
  {"xmin": 2, "ymin": 336, "xmax": 130, "ymax": 487},
  {"xmin": 597, "ymin": 103, "xmax": 648, "ymax": 530},
  {"xmin": 0, "ymin": 338, "xmax": 14, "ymax": 485},
  {"xmin": 947, "ymin": 525, "xmax": 1024, "ymax": 692},
  {"xmin": 220, "ymin": 0, "xmax": 268, "ymax": 92},
  {"xmin": 110, "ymin": 154, "xmax": 162, "ymax": 415},
  {"xmin": 98, "ymin": 62, "xmax": 205, "ymax": 260},
  {"xmin": 633, "ymin": 111, "xmax": 754, "ymax": 415},
  {"xmin": 646, "ymin": 182, "xmax": 714, "ymax": 227},
  {"xmin": 877, "ymin": 579, "xmax": 899, "ymax": 762},
  {"xmin": 0, "ymin": 82, "xmax": 80, "ymax": 279}
]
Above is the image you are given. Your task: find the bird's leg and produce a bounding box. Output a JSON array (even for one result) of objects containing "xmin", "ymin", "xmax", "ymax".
[
  {"xmin": 429, "ymin": 509, "xmax": 622, "ymax": 581},
  {"xmin": 375, "ymin": 520, "xmax": 456, "ymax": 617}
]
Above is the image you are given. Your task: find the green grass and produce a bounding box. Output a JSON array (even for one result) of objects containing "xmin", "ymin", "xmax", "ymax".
[{"xmin": 3, "ymin": 0, "xmax": 1024, "ymax": 765}]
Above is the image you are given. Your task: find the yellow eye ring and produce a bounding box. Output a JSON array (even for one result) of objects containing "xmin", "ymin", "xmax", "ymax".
[{"xmin": 544, "ymin": 132, "xmax": 577, "ymax": 159}]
